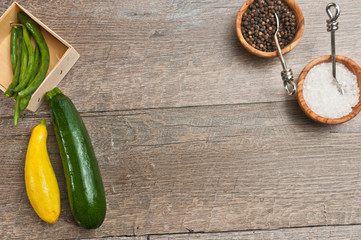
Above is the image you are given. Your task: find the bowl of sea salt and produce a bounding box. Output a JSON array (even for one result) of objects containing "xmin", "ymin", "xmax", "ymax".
[{"xmin": 297, "ymin": 55, "xmax": 361, "ymax": 124}]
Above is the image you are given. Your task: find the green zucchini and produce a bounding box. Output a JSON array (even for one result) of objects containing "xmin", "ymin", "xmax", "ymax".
[{"xmin": 45, "ymin": 88, "xmax": 106, "ymax": 229}]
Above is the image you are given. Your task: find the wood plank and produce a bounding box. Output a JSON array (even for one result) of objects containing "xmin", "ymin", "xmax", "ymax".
[
  {"xmin": 150, "ymin": 225, "xmax": 361, "ymax": 240},
  {"xmin": 2, "ymin": 101, "xmax": 361, "ymax": 237},
  {"xmin": 1, "ymin": 0, "xmax": 361, "ymax": 115}
]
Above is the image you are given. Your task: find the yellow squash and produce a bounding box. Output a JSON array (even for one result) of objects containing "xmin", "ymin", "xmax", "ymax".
[{"xmin": 25, "ymin": 119, "xmax": 60, "ymax": 224}]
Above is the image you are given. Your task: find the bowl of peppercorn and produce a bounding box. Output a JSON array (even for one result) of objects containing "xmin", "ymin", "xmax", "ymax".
[{"xmin": 236, "ymin": 0, "xmax": 304, "ymax": 58}]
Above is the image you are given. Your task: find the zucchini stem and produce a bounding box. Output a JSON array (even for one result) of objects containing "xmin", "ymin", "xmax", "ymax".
[{"xmin": 45, "ymin": 88, "xmax": 63, "ymax": 103}]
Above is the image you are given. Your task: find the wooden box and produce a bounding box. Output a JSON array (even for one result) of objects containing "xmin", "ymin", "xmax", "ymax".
[{"xmin": 0, "ymin": 2, "xmax": 79, "ymax": 112}]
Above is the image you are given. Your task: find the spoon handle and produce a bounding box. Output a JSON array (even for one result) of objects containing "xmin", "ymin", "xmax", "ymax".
[
  {"xmin": 326, "ymin": 3, "xmax": 339, "ymax": 79},
  {"xmin": 274, "ymin": 13, "xmax": 296, "ymax": 95},
  {"xmin": 326, "ymin": 3, "xmax": 340, "ymax": 78},
  {"xmin": 326, "ymin": 3, "xmax": 344, "ymax": 95},
  {"xmin": 331, "ymin": 30, "xmax": 336, "ymax": 79}
]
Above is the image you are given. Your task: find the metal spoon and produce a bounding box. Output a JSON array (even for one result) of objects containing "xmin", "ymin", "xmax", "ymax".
[
  {"xmin": 326, "ymin": 3, "xmax": 344, "ymax": 95},
  {"xmin": 274, "ymin": 12, "xmax": 296, "ymax": 95}
]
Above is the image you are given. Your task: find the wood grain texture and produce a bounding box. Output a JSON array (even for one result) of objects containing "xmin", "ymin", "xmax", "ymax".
[
  {"xmin": 1, "ymin": 0, "xmax": 361, "ymax": 115},
  {"xmin": 2, "ymin": 101, "xmax": 361, "ymax": 238}
]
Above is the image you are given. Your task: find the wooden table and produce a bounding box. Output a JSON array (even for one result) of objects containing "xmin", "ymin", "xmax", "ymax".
[{"xmin": 2, "ymin": 0, "xmax": 361, "ymax": 239}]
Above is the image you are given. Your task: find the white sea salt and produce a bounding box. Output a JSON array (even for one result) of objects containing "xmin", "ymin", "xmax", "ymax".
[{"xmin": 303, "ymin": 62, "xmax": 359, "ymax": 119}]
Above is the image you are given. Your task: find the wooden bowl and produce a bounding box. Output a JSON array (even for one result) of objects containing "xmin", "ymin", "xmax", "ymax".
[
  {"xmin": 236, "ymin": 0, "xmax": 304, "ymax": 58},
  {"xmin": 297, "ymin": 55, "xmax": 361, "ymax": 124}
]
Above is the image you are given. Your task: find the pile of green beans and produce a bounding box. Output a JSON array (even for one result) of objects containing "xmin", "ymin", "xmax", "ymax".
[{"xmin": 5, "ymin": 11, "xmax": 49, "ymax": 126}]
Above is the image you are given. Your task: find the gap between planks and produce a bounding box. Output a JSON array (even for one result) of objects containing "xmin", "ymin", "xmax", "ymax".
[
  {"xmin": 0, "ymin": 98, "xmax": 299, "ymax": 120},
  {"xmin": 90, "ymin": 223, "xmax": 361, "ymax": 239}
]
